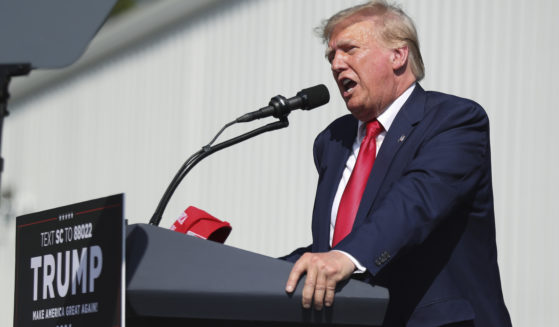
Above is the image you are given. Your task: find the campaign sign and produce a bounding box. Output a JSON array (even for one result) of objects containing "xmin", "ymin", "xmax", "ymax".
[{"xmin": 14, "ymin": 194, "xmax": 124, "ymax": 327}]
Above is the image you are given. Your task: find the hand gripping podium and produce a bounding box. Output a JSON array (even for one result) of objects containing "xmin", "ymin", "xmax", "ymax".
[{"xmin": 126, "ymin": 224, "xmax": 389, "ymax": 326}]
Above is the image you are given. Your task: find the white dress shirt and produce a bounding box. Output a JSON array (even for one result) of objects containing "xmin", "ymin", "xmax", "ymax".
[{"xmin": 331, "ymin": 83, "xmax": 416, "ymax": 271}]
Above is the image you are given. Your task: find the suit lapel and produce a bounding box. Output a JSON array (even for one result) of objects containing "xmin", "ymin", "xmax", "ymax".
[
  {"xmin": 315, "ymin": 117, "xmax": 357, "ymax": 252},
  {"xmin": 354, "ymin": 85, "xmax": 426, "ymax": 224}
]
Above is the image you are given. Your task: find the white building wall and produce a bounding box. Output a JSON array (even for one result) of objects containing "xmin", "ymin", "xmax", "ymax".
[{"xmin": 1, "ymin": 0, "xmax": 558, "ymax": 325}]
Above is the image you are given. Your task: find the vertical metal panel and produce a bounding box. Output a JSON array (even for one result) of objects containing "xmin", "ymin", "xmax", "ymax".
[{"xmin": 1, "ymin": 0, "xmax": 558, "ymax": 325}]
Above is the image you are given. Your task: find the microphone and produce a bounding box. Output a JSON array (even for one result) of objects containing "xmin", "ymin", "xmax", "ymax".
[
  {"xmin": 150, "ymin": 86, "xmax": 326, "ymax": 227},
  {"xmin": 236, "ymin": 84, "xmax": 329, "ymax": 123}
]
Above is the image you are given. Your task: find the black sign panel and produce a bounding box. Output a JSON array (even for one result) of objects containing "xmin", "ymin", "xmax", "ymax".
[{"xmin": 14, "ymin": 194, "xmax": 124, "ymax": 327}]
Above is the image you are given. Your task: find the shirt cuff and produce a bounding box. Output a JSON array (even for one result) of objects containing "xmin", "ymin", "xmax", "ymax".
[{"xmin": 332, "ymin": 250, "xmax": 367, "ymax": 273}]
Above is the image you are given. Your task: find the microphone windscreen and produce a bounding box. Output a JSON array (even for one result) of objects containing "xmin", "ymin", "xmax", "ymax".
[{"xmin": 299, "ymin": 84, "xmax": 330, "ymax": 110}]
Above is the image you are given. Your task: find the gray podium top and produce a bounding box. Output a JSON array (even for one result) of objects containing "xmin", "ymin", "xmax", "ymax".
[{"xmin": 126, "ymin": 223, "xmax": 388, "ymax": 326}]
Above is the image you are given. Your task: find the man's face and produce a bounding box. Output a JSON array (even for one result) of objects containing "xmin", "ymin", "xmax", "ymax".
[{"xmin": 327, "ymin": 19, "xmax": 396, "ymax": 122}]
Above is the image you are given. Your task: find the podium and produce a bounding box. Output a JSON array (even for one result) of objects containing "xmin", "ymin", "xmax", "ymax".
[{"xmin": 126, "ymin": 224, "xmax": 389, "ymax": 326}]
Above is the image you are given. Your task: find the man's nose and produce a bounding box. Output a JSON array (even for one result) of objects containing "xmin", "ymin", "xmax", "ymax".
[{"xmin": 331, "ymin": 53, "xmax": 347, "ymax": 72}]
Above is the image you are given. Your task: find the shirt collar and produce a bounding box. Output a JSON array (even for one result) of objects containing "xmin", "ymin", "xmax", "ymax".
[{"xmin": 357, "ymin": 83, "xmax": 416, "ymax": 138}]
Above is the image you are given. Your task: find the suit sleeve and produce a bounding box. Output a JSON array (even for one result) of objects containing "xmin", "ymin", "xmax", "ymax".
[
  {"xmin": 335, "ymin": 100, "xmax": 491, "ymax": 276},
  {"xmin": 278, "ymin": 244, "xmax": 312, "ymax": 262}
]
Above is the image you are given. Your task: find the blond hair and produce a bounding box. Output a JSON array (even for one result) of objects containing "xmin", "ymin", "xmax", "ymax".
[{"xmin": 319, "ymin": 0, "xmax": 425, "ymax": 81}]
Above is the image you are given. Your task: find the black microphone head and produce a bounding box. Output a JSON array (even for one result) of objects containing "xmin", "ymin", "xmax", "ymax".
[{"xmin": 297, "ymin": 84, "xmax": 330, "ymax": 110}]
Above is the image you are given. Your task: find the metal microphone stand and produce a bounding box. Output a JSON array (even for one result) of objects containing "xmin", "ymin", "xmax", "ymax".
[{"xmin": 149, "ymin": 116, "xmax": 289, "ymax": 226}]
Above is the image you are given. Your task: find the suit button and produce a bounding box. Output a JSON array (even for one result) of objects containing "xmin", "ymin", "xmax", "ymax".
[{"xmin": 375, "ymin": 259, "xmax": 382, "ymax": 267}]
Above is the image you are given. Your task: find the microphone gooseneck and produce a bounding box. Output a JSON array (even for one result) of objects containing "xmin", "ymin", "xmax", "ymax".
[{"xmin": 149, "ymin": 84, "xmax": 330, "ymax": 226}]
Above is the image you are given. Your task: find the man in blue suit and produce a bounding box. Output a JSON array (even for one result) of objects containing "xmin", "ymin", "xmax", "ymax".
[{"xmin": 283, "ymin": 1, "xmax": 512, "ymax": 326}]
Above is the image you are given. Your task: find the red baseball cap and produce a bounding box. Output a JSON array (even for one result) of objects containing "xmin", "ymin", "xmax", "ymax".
[{"xmin": 170, "ymin": 206, "xmax": 232, "ymax": 243}]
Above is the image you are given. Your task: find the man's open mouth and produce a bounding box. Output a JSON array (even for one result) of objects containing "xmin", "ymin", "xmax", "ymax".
[{"xmin": 342, "ymin": 78, "xmax": 357, "ymax": 92}]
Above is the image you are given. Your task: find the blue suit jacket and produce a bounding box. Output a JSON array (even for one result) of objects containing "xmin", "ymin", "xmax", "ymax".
[{"xmin": 283, "ymin": 85, "xmax": 511, "ymax": 327}]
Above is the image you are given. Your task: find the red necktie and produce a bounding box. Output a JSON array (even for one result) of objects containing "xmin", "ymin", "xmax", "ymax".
[{"xmin": 332, "ymin": 120, "xmax": 383, "ymax": 247}]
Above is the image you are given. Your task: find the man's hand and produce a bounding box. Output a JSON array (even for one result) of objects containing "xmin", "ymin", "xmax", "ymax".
[{"xmin": 285, "ymin": 251, "xmax": 355, "ymax": 310}]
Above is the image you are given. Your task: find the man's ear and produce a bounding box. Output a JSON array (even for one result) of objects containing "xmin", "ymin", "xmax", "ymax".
[{"xmin": 391, "ymin": 46, "xmax": 409, "ymax": 71}]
